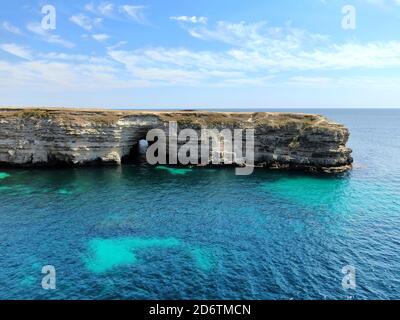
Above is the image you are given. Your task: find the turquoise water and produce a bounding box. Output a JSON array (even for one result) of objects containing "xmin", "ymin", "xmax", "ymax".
[{"xmin": 0, "ymin": 109, "xmax": 400, "ymax": 300}]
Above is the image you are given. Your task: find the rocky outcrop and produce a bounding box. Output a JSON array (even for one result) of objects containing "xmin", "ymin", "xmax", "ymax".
[{"xmin": 0, "ymin": 108, "xmax": 352, "ymax": 173}]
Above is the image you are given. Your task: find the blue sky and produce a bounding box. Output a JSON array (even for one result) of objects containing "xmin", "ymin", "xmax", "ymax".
[{"xmin": 1, "ymin": 0, "xmax": 400, "ymax": 108}]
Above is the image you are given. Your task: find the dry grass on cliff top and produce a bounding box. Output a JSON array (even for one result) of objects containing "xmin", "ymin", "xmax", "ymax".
[
  {"xmin": 157, "ymin": 111, "xmax": 339, "ymax": 130},
  {"xmin": 0, "ymin": 107, "xmax": 342, "ymax": 130},
  {"xmin": 0, "ymin": 108, "xmax": 122, "ymax": 125}
]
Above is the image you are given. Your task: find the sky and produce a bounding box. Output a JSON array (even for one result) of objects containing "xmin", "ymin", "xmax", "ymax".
[{"xmin": 1, "ymin": 0, "xmax": 400, "ymax": 109}]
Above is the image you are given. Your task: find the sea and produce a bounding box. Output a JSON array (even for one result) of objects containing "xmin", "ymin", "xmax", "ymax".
[{"xmin": 0, "ymin": 108, "xmax": 399, "ymax": 300}]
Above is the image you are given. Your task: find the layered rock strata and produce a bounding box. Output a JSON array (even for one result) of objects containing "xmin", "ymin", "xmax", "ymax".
[{"xmin": 0, "ymin": 108, "xmax": 353, "ymax": 173}]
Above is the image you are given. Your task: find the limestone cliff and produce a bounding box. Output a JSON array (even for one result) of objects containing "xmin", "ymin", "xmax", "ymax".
[{"xmin": 0, "ymin": 108, "xmax": 353, "ymax": 173}]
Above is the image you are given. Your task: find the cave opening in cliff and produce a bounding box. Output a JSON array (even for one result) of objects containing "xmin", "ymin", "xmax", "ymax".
[{"xmin": 122, "ymin": 139, "xmax": 150, "ymax": 165}]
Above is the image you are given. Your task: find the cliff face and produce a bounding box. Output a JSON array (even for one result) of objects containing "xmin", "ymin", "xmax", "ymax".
[{"xmin": 0, "ymin": 108, "xmax": 353, "ymax": 173}]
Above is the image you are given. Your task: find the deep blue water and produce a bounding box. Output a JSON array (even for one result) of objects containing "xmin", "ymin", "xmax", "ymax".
[{"xmin": 0, "ymin": 109, "xmax": 400, "ymax": 300}]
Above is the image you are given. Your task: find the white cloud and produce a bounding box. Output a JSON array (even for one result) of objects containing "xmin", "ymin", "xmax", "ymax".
[
  {"xmin": 0, "ymin": 51, "xmax": 132, "ymax": 91},
  {"xmin": 169, "ymin": 20, "xmax": 400, "ymax": 72},
  {"xmin": 170, "ymin": 16, "xmax": 208, "ymax": 24},
  {"xmin": 38, "ymin": 52, "xmax": 113, "ymax": 67},
  {"xmin": 84, "ymin": 2, "xmax": 95, "ymax": 12},
  {"xmin": 85, "ymin": 2, "xmax": 115, "ymax": 16},
  {"xmin": 287, "ymin": 75, "xmax": 400, "ymax": 90},
  {"xmin": 103, "ymin": 34, "xmax": 400, "ymax": 88},
  {"xmin": 39, "ymin": 52, "xmax": 90, "ymax": 61},
  {"xmin": 3, "ymin": 18, "xmax": 400, "ymax": 93},
  {"xmin": 98, "ymin": 2, "xmax": 115, "ymax": 15},
  {"xmin": 178, "ymin": 20, "xmax": 328, "ymax": 51},
  {"xmin": 0, "ymin": 43, "xmax": 32, "ymax": 60},
  {"xmin": 107, "ymin": 41, "xmax": 127, "ymax": 50},
  {"xmin": 119, "ymin": 5, "xmax": 147, "ymax": 24},
  {"xmin": 2, "ymin": 21, "xmax": 23, "ymax": 35},
  {"xmin": 27, "ymin": 23, "xmax": 75, "ymax": 48},
  {"xmin": 364, "ymin": 0, "xmax": 400, "ymax": 7},
  {"xmin": 288, "ymin": 76, "xmax": 333, "ymax": 87},
  {"xmin": 295, "ymin": 41, "xmax": 400, "ymax": 70},
  {"xmin": 107, "ymin": 47, "xmax": 242, "ymax": 85},
  {"xmin": 92, "ymin": 33, "xmax": 110, "ymax": 42},
  {"xmin": 70, "ymin": 14, "xmax": 102, "ymax": 31},
  {"xmin": 84, "ymin": 2, "xmax": 147, "ymax": 24},
  {"xmin": 365, "ymin": 0, "xmax": 386, "ymax": 5}
]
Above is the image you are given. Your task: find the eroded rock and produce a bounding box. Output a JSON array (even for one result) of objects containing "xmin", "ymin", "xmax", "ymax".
[{"xmin": 0, "ymin": 108, "xmax": 353, "ymax": 173}]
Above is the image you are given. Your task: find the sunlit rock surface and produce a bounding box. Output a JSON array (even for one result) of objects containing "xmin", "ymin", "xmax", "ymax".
[{"xmin": 0, "ymin": 108, "xmax": 352, "ymax": 173}]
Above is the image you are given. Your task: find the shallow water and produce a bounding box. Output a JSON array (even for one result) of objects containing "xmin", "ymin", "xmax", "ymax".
[{"xmin": 0, "ymin": 109, "xmax": 400, "ymax": 299}]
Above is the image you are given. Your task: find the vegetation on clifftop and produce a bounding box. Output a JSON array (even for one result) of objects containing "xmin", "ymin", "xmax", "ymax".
[
  {"xmin": 15, "ymin": 109, "xmax": 53, "ymax": 120},
  {"xmin": 0, "ymin": 108, "xmax": 343, "ymax": 132}
]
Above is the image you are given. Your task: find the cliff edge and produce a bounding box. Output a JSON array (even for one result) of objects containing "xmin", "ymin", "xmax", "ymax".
[{"xmin": 0, "ymin": 108, "xmax": 353, "ymax": 173}]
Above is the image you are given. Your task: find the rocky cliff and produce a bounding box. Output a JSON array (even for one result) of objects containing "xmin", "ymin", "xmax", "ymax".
[{"xmin": 0, "ymin": 108, "xmax": 353, "ymax": 173}]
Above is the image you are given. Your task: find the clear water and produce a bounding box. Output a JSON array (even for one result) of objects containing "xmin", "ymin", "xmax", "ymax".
[{"xmin": 0, "ymin": 109, "xmax": 400, "ymax": 300}]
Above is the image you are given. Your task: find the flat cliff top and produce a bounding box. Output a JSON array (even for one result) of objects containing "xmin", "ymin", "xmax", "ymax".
[{"xmin": 0, "ymin": 107, "xmax": 345, "ymax": 130}]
